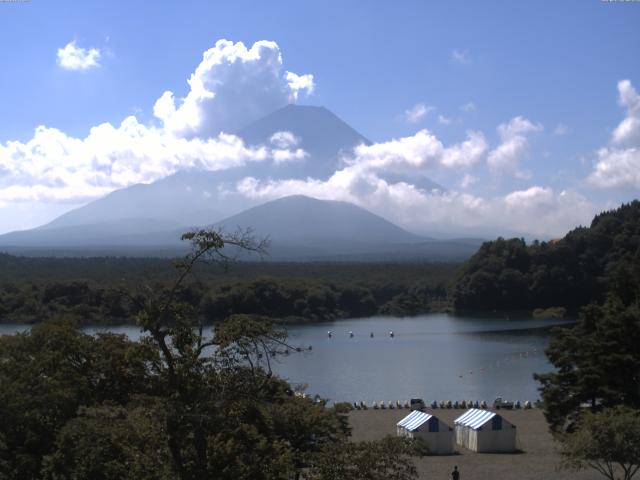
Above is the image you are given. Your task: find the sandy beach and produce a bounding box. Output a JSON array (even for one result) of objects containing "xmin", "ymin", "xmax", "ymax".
[{"xmin": 348, "ymin": 408, "xmax": 601, "ymax": 480}]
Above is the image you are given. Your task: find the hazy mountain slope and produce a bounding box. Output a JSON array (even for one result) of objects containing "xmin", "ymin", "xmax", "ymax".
[
  {"xmin": 0, "ymin": 218, "xmax": 185, "ymax": 247},
  {"xmin": 41, "ymin": 171, "xmax": 229, "ymax": 230},
  {"xmin": 0, "ymin": 105, "xmax": 451, "ymax": 255},
  {"xmin": 0, "ymin": 194, "xmax": 482, "ymax": 260},
  {"xmin": 237, "ymin": 104, "xmax": 371, "ymax": 179},
  {"xmin": 215, "ymin": 195, "xmax": 422, "ymax": 244},
  {"xmin": 32, "ymin": 105, "xmax": 377, "ymax": 234}
]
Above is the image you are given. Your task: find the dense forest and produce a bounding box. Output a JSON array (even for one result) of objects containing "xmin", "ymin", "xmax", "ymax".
[
  {"xmin": 450, "ymin": 200, "xmax": 640, "ymax": 314},
  {"xmin": 0, "ymin": 256, "xmax": 454, "ymax": 324},
  {"xmin": 0, "ymin": 231, "xmax": 421, "ymax": 480},
  {"xmin": 4, "ymin": 201, "xmax": 640, "ymax": 324}
]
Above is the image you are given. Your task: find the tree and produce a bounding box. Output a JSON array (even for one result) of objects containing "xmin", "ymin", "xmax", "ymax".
[
  {"xmin": 0, "ymin": 228, "xmax": 421, "ymax": 480},
  {"xmin": 308, "ymin": 436, "xmax": 418, "ymax": 480},
  {"xmin": 0, "ymin": 318, "xmax": 156, "ymax": 480},
  {"xmin": 534, "ymin": 298, "xmax": 640, "ymax": 433},
  {"xmin": 560, "ymin": 406, "xmax": 640, "ymax": 480},
  {"xmin": 42, "ymin": 405, "xmax": 172, "ymax": 480},
  {"xmin": 127, "ymin": 228, "xmax": 418, "ymax": 480}
]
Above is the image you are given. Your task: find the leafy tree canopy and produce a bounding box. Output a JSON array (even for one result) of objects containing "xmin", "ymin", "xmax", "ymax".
[{"xmin": 451, "ymin": 200, "xmax": 640, "ymax": 313}]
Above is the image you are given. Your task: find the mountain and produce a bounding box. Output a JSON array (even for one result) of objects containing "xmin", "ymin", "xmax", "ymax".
[
  {"xmin": 31, "ymin": 105, "xmax": 376, "ymax": 234},
  {"xmin": 213, "ymin": 195, "xmax": 480, "ymax": 261},
  {"xmin": 216, "ymin": 195, "xmax": 421, "ymax": 244},
  {"xmin": 236, "ymin": 104, "xmax": 370, "ymax": 180},
  {"xmin": 0, "ymin": 104, "xmax": 454, "ymax": 258},
  {"xmin": 0, "ymin": 195, "xmax": 482, "ymax": 260}
]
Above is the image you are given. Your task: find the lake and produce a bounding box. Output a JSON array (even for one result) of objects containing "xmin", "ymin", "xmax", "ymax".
[{"xmin": 0, "ymin": 314, "xmax": 571, "ymax": 404}]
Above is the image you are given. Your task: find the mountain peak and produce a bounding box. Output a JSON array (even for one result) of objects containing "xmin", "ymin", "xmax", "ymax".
[{"xmin": 216, "ymin": 194, "xmax": 420, "ymax": 245}]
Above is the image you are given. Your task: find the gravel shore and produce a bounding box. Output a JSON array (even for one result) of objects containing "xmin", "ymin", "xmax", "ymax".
[{"xmin": 348, "ymin": 408, "xmax": 601, "ymax": 480}]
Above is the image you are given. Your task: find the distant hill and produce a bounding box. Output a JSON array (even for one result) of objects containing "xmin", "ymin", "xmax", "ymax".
[
  {"xmin": 216, "ymin": 195, "xmax": 421, "ymax": 244},
  {"xmin": 0, "ymin": 195, "xmax": 482, "ymax": 261},
  {"xmin": 450, "ymin": 200, "xmax": 640, "ymax": 313},
  {"xmin": 213, "ymin": 195, "xmax": 480, "ymax": 261}
]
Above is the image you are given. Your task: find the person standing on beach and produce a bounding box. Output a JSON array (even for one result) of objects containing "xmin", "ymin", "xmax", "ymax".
[{"xmin": 451, "ymin": 465, "xmax": 460, "ymax": 480}]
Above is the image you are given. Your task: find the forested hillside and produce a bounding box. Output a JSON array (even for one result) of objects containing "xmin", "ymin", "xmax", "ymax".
[
  {"xmin": 0, "ymin": 257, "xmax": 453, "ymax": 324},
  {"xmin": 451, "ymin": 200, "xmax": 640, "ymax": 313}
]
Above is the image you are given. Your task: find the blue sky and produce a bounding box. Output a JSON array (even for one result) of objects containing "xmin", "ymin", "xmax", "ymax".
[{"xmin": 0, "ymin": 0, "xmax": 639, "ymax": 236}]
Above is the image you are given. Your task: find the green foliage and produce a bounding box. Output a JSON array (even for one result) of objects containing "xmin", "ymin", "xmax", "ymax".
[
  {"xmin": 560, "ymin": 406, "xmax": 640, "ymax": 480},
  {"xmin": 535, "ymin": 298, "xmax": 640, "ymax": 433},
  {"xmin": 0, "ymin": 319, "xmax": 157, "ymax": 479},
  {"xmin": 0, "ymin": 257, "xmax": 455, "ymax": 324},
  {"xmin": 451, "ymin": 200, "xmax": 640, "ymax": 313},
  {"xmin": 0, "ymin": 229, "xmax": 420, "ymax": 480},
  {"xmin": 42, "ymin": 405, "xmax": 172, "ymax": 480},
  {"xmin": 308, "ymin": 436, "xmax": 418, "ymax": 480}
]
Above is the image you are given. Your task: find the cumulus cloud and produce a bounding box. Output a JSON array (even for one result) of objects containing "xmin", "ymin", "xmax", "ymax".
[
  {"xmin": 153, "ymin": 39, "xmax": 314, "ymax": 138},
  {"xmin": 611, "ymin": 79, "xmax": 640, "ymax": 146},
  {"xmin": 487, "ymin": 116, "xmax": 542, "ymax": 177},
  {"xmin": 588, "ymin": 79, "xmax": 640, "ymax": 189},
  {"xmin": 347, "ymin": 129, "xmax": 487, "ymax": 174},
  {"xmin": 3, "ymin": 38, "xmax": 316, "ymax": 209},
  {"xmin": 0, "ymin": 117, "xmax": 307, "ymax": 204},
  {"xmin": 270, "ymin": 131, "xmax": 300, "ymax": 149},
  {"xmin": 459, "ymin": 174, "xmax": 478, "ymax": 189},
  {"xmin": 588, "ymin": 147, "xmax": 640, "ymax": 189},
  {"xmin": 402, "ymin": 103, "xmax": 433, "ymax": 123},
  {"xmin": 236, "ymin": 168, "xmax": 596, "ymax": 238},
  {"xmin": 57, "ymin": 41, "xmax": 101, "ymax": 70},
  {"xmin": 285, "ymin": 72, "xmax": 315, "ymax": 101}
]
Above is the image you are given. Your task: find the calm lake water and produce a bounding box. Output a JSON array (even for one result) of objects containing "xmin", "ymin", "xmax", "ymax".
[{"xmin": 0, "ymin": 314, "xmax": 572, "ymax": 404}]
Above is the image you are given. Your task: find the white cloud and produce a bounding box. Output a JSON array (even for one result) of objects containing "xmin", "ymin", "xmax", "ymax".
[
  {"xmin": 237, "ymin": 170, "xmax": 596, "ymax": 238},
  {"xmin": 451, "ymin": 49, "xmax": 470, "ymax": 65},
  {"xmin": 0, "ymin": 117, "xmax": 307, "ymax": 204},
  {"xmin": 588, "ymin": 79, "xmax": 640, "ymax": 189},
  {"xmin": 153, "ymin": 39, "xmax": 314, "ymax": 138},
  {"xmin": 270, "ymin": 131, "xmax": 300, "ymax": 149},
  {"xmin": 438, "ymin": 114, "xmax": 453, "ymax": 125},
  {"xmin": 402, "ymin": 103, "xmax": 433, "ymax": 123},
  {"xmin": 611, "ymin": 79, "xmax": 640, "ymax": 146},
  {"xmin": 487, "ymin": 116, "xmax": 542, "ymax": 176},
  {"xmin": 459, "ymin": 174, "xmax": 478, "ymax": 189},
  {"xmin": 272, "ymin": 148, "xmax": 308, "ymax": 165},
  {"xmin": 56, "ymin": 41, "xmax": 101, "ymax": 71},
  {"xmin": 285, "ymin": 71, "xmax": 315, "ymax": 101},
  {"xmin": 588, "ymin": 147, "xmax": 640, "ymax": 189},
  {"xmin": 347, "ymin": 129, "xmax": 487, "ymax": 173},
  {"xmin": 269, "ymin": 132, "xmax": 307, "ymax": 164}
]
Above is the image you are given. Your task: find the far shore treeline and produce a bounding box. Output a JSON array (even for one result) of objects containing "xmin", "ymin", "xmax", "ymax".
[
  {"xmin": 0, "ymin": 258, "xmax": 453, "ymax": 324},
  {"xmin": 1, "ymin": 200, "xmax": 639, "ymax": 325}
]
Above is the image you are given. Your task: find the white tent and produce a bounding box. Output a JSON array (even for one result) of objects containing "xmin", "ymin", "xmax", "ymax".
[
  {"xmin": 454, "ymin": 408, "xmax": 517, "ymax": 452},
  {"xmin": 396, "ymin": 410, "xmax": 455, "ymax": 454}
]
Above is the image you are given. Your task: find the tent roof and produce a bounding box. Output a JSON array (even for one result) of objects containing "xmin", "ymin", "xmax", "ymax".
[
  {"xmin": 454, "ymin": 409, "xmax": 497, "ymax": 430},
  {"xmin": 397, "ymin": 410, "xmax": 433, "ymax": 432}
]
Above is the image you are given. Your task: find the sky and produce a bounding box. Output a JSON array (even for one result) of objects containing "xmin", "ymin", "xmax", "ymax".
[{"xmin": 0, "ymin": 0, "xmax": 639, "ymax": 237}]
